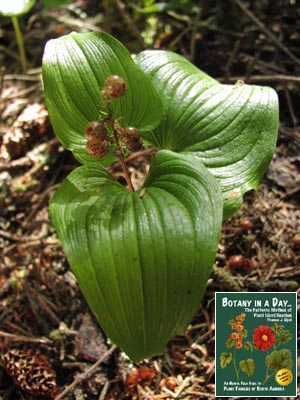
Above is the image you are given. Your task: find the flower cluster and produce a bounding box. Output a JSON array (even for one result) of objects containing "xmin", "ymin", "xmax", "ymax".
[
  {"xmin": 228, "ymin": 312, "xmax": 246, "ymax": 349},
  {"xmin": 253, "ymin": 325, "xmax": 275, "ymax": 351},
  {"xmin": 85, "ymin": 75, "xmax": 142, "ymax": 158}
]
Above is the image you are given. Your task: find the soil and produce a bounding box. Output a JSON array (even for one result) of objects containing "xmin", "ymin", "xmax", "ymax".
[{"xmin": 0, "ymin": 1, "xmax": 299, "ymax": 399}]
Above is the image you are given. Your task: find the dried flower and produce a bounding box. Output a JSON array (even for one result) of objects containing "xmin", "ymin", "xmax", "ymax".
[
  {"xmin": 85, "ymin": 119, "xmax": 110, "ymax": 158},
  {"xmin": 85, "ymin": 121, "xmax": 108, "ymax": 141},
  {"xmin": 101, "ymin": 75, "xmax": 127, "ymax": 99},
  {"xmin": 120, "ymin": 126, "xmax": 143, "ymax": 152},
  {"xmin": 86, "ymin": 139, "xmax": 109, "ymax": 158}
]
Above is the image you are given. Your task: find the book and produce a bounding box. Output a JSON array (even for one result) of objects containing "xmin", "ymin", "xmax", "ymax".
[{"xmin": 215, "ymin": 292, "xmax": 297, "ymax": 397}]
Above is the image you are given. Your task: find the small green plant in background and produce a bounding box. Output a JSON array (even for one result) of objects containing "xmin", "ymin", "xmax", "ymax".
[
  {"xmin": 0, "ymin": 0, "xmax": 36, "ymax": 73},
  {"xmin": 135, "ymin": 0, "xmax": 196, "ymax": 14},
  {"xmin": 0, "ymin": 0, "xmax": 74, "ymax": 73},
  {"xmin": 42, "ymin": 31, "xmax": 278, "ymax": 362}
]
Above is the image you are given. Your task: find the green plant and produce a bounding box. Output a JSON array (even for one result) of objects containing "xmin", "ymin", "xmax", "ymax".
[
  {"xmin": 0, "ymin": 0, "xmax": 36, "ymax": 73},
  {"xmin": 135, "ymin": 0, "xmax": 197, "ymax": 14},
  {"xmin": 42, "ymin": 0, "xmax": 72, "ymax": 8},
  {"xmin": 42, "ymin": 31, "xmax": 278, "ymax": 362}
]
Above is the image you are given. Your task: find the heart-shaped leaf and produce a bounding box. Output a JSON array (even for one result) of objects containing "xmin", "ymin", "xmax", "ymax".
[
  {"xmin": 240, "ymin": 358, "xmax": 255, "ymax": 377},
  {"xmin": 50, "ymin": 150, "xmax": 222, "ymax": 362},
  {"xmin": 42, "ymin": 32, "xmax": 163, "ymax": 165},
  {"xmin": 135, "ymin": 50, "xmax": 279, "ymax": 218},
  {"xmin": 220, "ymin": 352, "xmax": 232, "ymax": 368}
]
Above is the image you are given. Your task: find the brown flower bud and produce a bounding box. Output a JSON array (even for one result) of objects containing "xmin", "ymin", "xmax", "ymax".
[
  {"xmin": 86, "ymin": 139, "xmax": 109, "ymax": 158},
  {"xmin": 120, "ymin": 126, "xmax": 143, "ymax": 152},
  {"xmin": 101, "ymin": 75, "xmax": 127, "ymax": 99},
  {"xmin": 85, "ymin": 121, "xmax": 108, "ymax": 141}
]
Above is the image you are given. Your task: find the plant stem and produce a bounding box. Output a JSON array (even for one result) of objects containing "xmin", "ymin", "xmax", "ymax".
[
  {"xmin": 233, "ymin": 348, "xmax": 240, "ymax": 380},
  {"xmin": 11, "ymin": 16, "xmax": 27, "ymax": 73},
  {"xmin": 112, "ymin": 128, "xmax": 135, "ymax": 192},
  {"xmin": 263, "ymin": 368, "xmax": 275, "ymax": 385},
  {"xmin": 118, "ymin": 150, "xmax": 135, "ymax": 192}
]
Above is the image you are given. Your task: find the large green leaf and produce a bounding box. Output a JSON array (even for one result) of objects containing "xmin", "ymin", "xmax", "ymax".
[
  {"xmin": 42, "ymin": 32, "xmax": 163, "ymax": 165},
  {"xmin": 50, "ymin": 150, "xmax": 222, "ymax": 362},
  {"xmin": 0, "ymin": 0, "xmax": 35, "ymax": 17},
  {"xmin": 135, "ymin": 50, "xmax": 279, "ymax": 218}
]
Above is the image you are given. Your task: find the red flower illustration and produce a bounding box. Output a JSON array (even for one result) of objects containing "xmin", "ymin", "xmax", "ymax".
[
  {"xmin": 235, "ymin": 324, "xmax": 244, "ymax": 331},
  {"xmin": 253, "ymin": 325, "xmax": 275, "ymax": 351}
]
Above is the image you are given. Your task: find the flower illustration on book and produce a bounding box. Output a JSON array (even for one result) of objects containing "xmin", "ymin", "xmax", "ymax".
[
  {"xmin": 252, "ymin": 323, "xmax": 293, "ymax": 385},
  {"xmin": 220, "ymin": 317, "xmax": 293, "ymax": 385},
  {"xmin": 220, "ymin": 313, "xmax": 255, "ymax": 380},
  {"xmin": 253, "ymin": 325, "xmax": 275, "ymax": 351}
]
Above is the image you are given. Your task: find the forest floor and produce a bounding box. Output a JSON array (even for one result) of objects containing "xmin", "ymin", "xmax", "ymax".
[{"xmin": 0, "ymin": 1, "xmax": 299, "ymax": 399}]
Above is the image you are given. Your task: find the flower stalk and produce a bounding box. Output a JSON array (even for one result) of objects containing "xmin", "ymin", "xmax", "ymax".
[
  {"xmin": 11, "ymin": 16, "xmax": 27, "ymax": 73},
  {"xmin": 85, "ymin": 75, "xmax": 143, "ymax": 192}
]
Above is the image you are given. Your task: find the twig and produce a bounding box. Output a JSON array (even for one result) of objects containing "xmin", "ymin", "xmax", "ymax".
[
  {"xmin": 54, "ymin": 345, "xmax": 117, "ymax": 400},
  {"xmin": 0, "ymin": 155, "xmax": 33, "ymax": 172},
  {"xmin": 173, "ymin": 376, "xmax": 191, "ymax": 398},
  {"xmin": 0, "ymin": 229, "xmax": 23, "ymax": 241},
  {"xmin": 189, "ymin": 5, "xmax": 203, "ymax": 61},
  {"xmin": 244, "ymin": 49, "xmax": 261, "ymax": 79},
  {"xmin": 22, "ymin": 184, "xmax": 59, "ymax": 227},
  {"xmin": 112, "ymin": 0, "xmax": 144, "ymax": 49},
  {"xmin": 224, "ymin": 37, "xmax": 243, "ymax": 82},
  {"xmin": 233, "ymin": 0, "xmax": 300, "ymax": 67},
  {"xmin": 2, "ymin": 235, "xmax": 59, "ymax": 255},
  {"xmin": 185, "ymin": 389, "xmax": 215, "ymax": 398},
  {"xmin": 219, "ymin": 74, "xmax": 300, "ymax": 85},
  {"xmin": 169, "ymin": 26, "xmax": 192, "ymax": 52},
  {"xmin": 264, "ymin": 261, "xmax": 277, "ymax": 281},
  {"xmin": 99, "ymin": 380, "xmax": 110, "ymax": 400},
  {"xmin": 242, "ymin": 54, "xmax": 285, "ymax": 73},
  {"xmin": 0, "ymin": 66, "xmax": 5, "ymax": 99},
  {"xmin": 55, "ymin": 16, "xmax": 101, "ymax": 32},
  {"xmin": 284, "ymin": 85, "xmax": 298, "ymax": 127},
  {"xmin": 103, "ymin": 0, "xmax": 112, "ymax": 34},
  {"xmin": 2, "ymin": 82, "xmax": 41, "ymax": 100},
  {"xmin": 3, "ymin": 73, "xmax": 41, "ymax": 82},
  {"xmin": 108, "ymin": 147, "xmax": 156, "ymax": 174},
  {"xmin": 0, "ymin": 330, "xmax": 51, "ymax": 344},
  {"xmin": 36, "ymin": 294, "xmax": 61, "ymax": 325}
]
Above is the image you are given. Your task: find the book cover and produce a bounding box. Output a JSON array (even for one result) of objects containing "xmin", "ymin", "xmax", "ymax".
[{"xmin": 215, "ymin": 292, "xmax": 297, "ymax": 397}]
